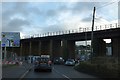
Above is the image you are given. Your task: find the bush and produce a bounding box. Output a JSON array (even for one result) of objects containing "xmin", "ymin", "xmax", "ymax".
[{"xmin": 74, "ymin": 58, "xmax": 119, "ymax": 78}]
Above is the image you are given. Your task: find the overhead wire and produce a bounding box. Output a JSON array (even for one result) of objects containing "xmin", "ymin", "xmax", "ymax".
[
  {"xmin": 96, "ymin": 2, "xmax": 117, "ymax": 9},
  {"xmin": 84, "ymin": 2, "xmax": 118, "ymax": 20},
  {"xmin": 93, "ymin": 2, "xmax": 118, "ymax": 25}
]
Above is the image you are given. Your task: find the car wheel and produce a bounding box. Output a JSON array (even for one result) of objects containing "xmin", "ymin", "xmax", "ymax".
[
  {"xmin": 34, "ymin": 69, "xmax": 37, "ymax": 72},
  {"xmin": 48, "ymin": 69, "xmax": 52, "ymax": 72}
]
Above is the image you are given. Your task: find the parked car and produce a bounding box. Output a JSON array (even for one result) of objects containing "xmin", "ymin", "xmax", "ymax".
[
  {"xmin": 79, "ymin": 54, "xmax": 91, "ymax": 61},
  {"xmin": 34, "ymin": 57, "xmax": 52, "ymax": 72},
  {"xmin": 53, "ymin": 57, "xmax": 64, "ymax": 64},
  {"xmin": 65, "ymin": 59, "xmax": 75, "ymax": 66}
]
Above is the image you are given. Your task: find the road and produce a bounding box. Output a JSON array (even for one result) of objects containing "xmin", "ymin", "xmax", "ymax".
[
  {"xmin": 2, "ymin": 62, "xmax": 32, "ymax": 78},
  {"xmin": 24, "ymin": 64, "xmax": 100, "ymax": 80}
]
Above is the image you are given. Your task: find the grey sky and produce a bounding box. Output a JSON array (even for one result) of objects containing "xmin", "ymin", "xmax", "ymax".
[{"xmin": 1, "ymin": 0, "xmax": 119, "ymax": 39}]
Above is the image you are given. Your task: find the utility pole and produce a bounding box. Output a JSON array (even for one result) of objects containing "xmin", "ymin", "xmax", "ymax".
[{"xmin": 91, "ymin": 7, "xmax": 96, "ymax": 61}]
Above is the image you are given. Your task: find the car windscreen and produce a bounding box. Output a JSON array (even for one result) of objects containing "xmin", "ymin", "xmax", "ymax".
[{"xmin": 67, "ymin": 59, "xmax": 74, "ymax": 62}]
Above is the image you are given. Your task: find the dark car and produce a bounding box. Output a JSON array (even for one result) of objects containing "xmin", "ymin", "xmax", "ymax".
[
  {"xmin": 34, "ymin": 57, "xmax": 52, "ymax": 72},
  {"xmin": 53, "ymin": 57, "xmax": 64, "ymax": 64}
]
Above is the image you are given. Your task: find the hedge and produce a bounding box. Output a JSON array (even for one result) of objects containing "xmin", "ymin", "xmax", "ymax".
[{"xmin": 74, "ymin": 57, "xmax": 119, "ymax": 78}]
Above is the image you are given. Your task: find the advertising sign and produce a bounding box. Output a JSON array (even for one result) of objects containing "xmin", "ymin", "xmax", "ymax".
[{"xmin": 2, "ymin": 32, "xmax": 20, "ymax": 47}]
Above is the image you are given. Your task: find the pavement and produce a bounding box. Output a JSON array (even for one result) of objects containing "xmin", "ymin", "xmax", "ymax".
[{"xmin": 2, "ymin": 62, "xmax": 33, "ymax": 80}]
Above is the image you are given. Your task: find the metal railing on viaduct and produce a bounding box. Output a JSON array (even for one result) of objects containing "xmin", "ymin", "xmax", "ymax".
[
  {"xmin": 21, "ymin": 23, "xmax": 119, "ymax": 39},
  {"xmin": 6, "ymin": 23, "xmax": 120, "ymax": 60}
]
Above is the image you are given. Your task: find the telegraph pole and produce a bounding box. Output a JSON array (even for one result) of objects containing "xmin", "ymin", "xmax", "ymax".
[{"xmin": 91, "ymin": 7, "xmax": 96, "ymax": 61}]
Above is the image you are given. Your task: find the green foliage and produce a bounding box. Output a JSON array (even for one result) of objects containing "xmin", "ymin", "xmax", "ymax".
[
  {"xmin": 91, "ymin": 57, "xmax": 118, "ymax": 64},
  {"xmin": 74, "ymin": 57, "xmax": 119, "ymax": 78}
]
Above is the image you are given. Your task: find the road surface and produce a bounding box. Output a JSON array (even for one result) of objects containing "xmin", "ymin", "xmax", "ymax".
[{"xmin": 24, "ymin": 64, "xmax": 100, "ymax": 80}]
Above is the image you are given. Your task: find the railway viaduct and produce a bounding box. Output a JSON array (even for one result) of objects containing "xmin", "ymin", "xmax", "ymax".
[{"xmin": 5, "ymin": 28, "xmax": 120, "ymax": 60}]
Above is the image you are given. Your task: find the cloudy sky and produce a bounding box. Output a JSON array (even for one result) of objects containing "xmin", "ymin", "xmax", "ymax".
[{"xmin": 1, "ymin": 0, "xmax": 119, "ymax": 39}]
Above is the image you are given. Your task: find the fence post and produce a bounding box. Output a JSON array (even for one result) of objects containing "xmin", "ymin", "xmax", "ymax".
[
  {"xmin": 116, "ymin": 23, "xmax": 117, "ymax": 28},
  {"xmin": 105, "ymin": 25, "xmax": 106, "ymax": 29},
  {"xmin": 96, "ymin": 26, "xmax": 97, "ymax": 31},
  {"xmin": 110, "ymin": 24, "xmax": 112, "ymax": 28},
  {"xmin": 79, "ymin": 28, "xmax": 82, "ymax": 32},
  {"xmin": 100, "ymin": 25, "xmax": 101, "ymax": 30}
]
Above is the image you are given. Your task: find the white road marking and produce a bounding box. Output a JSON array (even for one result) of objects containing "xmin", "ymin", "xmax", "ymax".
[
  {"xmin": 53, "ymin": 67, "xmax": 72, "ymax": 80},
  {"xmin": 19, "ymin": 66, "xmax": 32, "ymax": 80},
  {"xmin": 19, "ymin": 70, "xmax": 29, "ymax": 80}
]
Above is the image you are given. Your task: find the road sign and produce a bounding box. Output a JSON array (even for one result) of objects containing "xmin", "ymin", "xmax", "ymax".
[{"xmin": 2, "ymin": 32, "xmax": 20, "ymax": 47}]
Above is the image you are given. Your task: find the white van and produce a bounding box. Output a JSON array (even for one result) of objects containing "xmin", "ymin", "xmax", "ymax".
[
  {"xmin": 28, "ymin": 55, "xmax": 40, "ymax": 63},
  {"xmin": 28, "ymin": 56, "xmax": 33, "ymax": 63}
]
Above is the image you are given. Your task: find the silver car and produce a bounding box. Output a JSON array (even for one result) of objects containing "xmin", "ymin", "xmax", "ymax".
[{"xmin": 65, "ymin": 59, "xmax": 75, "ymax": 66}]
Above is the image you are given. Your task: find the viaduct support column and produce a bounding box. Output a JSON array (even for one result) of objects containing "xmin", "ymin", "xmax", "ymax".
[
  {"xmin": 112, "ymin": 38, "xmax": 120, "ymax": 57},
  {"xmin": 62, "ymin": 39, "xmax": 68, "ymax": 60},
  {"xmin": 52, "ymin": 40, "xmax": 61, "ymax": 58},
  {"xmin": 41, "ymin": 40, "xmax": 50, "ymax": 55},
  {"xmin": 26, "ymin": 42, "xmax": 29, "ymax": 56},
  {"xmin": 93, "ymin": 38, "xmax": 106, "ymax": 57},
  {"xmin": 67, "ymin": 40, "xmax": 75, "ymax": 59},
  {"xmin": 50, "ymin": 40, "xmax": 53, "ymax": 59},
  {"xmin": 62, "ymin": 40, "xmax": 75, "ymax": 60},
  {"xmin": 39, "ymin": 41, "xmax": 41, "ymax": 56},
  {"xmin": 22, "ymin": 42, "xmax": 25, "ymax": 56},
  {"xmin": 21, "ymin": 42, "xmax": 29, "ymax": 56},
  {"xmin": 31, "ymin": 41, "xmax": 39, "ymax": 56},
  {"xmin": 20, "ymin": 43, "xmax": 22, "ymax": 57},
  {"xmin": 29, "ymin": 41, "xmax": 32, "ymax": 56}
]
